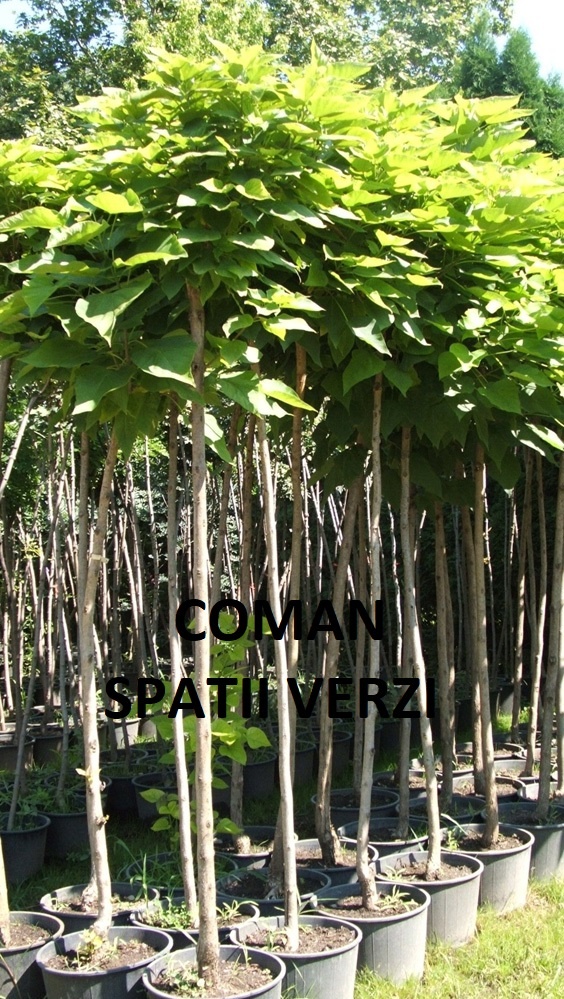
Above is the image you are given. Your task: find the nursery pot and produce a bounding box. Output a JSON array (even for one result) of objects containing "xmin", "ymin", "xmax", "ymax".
[
  {"xmin": 216, "ymin": 867, "xmax": 331, "ymax": 917},
  {"xmin": 0, "ymin": 813, "xmax": 50, "ymax": 883},
  {"xmin": 120, "ymin": 851, "xmax": 238, "ymax": 895},
  {"xmin": 36, "ymin": 925, "xmax": 173, "ymax": 999},
  {"xmin": 295, "ymin": 837, "xmax": 378, "ymax": 885},
  {"xmin": 214, "ymin": 825, "xmax": 276, "ymax": 869},
  {"xmin": 229, "ymin": 914, "xmax": 362, "ymax": 999},
  {"xmin": 0, "ymin": 911, "xmax": 64, "ymax": 999},
  {"xmin": 312, "ymin": 787, "xmax": 399, "ymax": 829},
  {"xmin": 143, "ymin": 943, "xmax": 285, "ymax": 999},
  {"xmin": 29, "ymin": 726, "xmax": 65, "ymax": 766},
  {"xmin": 243, "ymin": 750, "xmax": 277, "ymax": 800},
  {"xmin": 452, "ymin": 822, "xmax": 534, "ymax": 912},
  {"xmin": 0, "ymin": 735, "xmax": 34, "ymax": 771},
  {"xmin": 316, "ymin": 880, "xmax": 430, "ymax": 984},
  {"xmin": 376, "ymin": 849, "xmax": 484, "ymax": 946},
  {"xmin": 43, "ymin": 807, "xmax": 89, "ymax": 860},
  {"xmin": 338, "ymin": 817, "xmax": 428, "ymax": 857},
  {"xmin": 39, "ymin": 883, "xmax": 160, "ymax": 934},
  {"xmin": 131, "ymin": 899, "xmax": 260, "ymax": 951},
  {"xmin": 494, "ymin": 801, "xmax": 564, "ymax": 880}
]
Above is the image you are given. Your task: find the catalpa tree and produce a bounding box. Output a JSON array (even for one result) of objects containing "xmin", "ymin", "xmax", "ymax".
[{"xmin": 1, "ymin": 42, "xmax": 564, "ymax": 981}]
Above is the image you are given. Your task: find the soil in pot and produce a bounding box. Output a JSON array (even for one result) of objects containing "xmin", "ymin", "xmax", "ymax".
[
  {"xmin": 0, "ymin": 912, "xmax": 64, "ymax": 999},
  {"xmin": 216, "ymin": 868, "xmax": 331, "ymax": 917},
  {"xmin": 294, "ymin": 838, "xmax": 378, "ymax": 885},
  {"xmin": 315, "ymin": 881, "xmax": 430, "ymax": 984},
  {"xmin": 229, "ymin": 914, "xmax": 361, "ymax": 999},
  {"xmin": 143, "ymin": 944, "xmax": 285, "ymax": 999},
  {"xmin": 132, "ymin": 899, "xmax": 260, "ymax": 950},
  {"xmin": 40, "ymin": 883, "xmax": 159, "ymax": 933},
  {"xmin": 46, "ymin": 935, "xmax": 158, "ymax": 973}
]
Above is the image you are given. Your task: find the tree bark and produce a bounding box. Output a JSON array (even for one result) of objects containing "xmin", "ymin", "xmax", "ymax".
[{"xmin": 187, "ymin": 285, "xmax": 219, "ymax": 984}]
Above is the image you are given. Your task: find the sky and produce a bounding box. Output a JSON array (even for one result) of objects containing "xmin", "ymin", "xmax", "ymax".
[{"xmin": 0, "ymin": 0, "xmax": 563, "ymax": 80}]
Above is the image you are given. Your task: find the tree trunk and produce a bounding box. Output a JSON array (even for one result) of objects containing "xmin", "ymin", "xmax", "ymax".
[
  {"xmin": 315, "ymin": 475, "xmax": 363, "ymax": 867},
  {"xmin": 256, "ymin": 414, "xmax": 299, "ymax": 949},
  {"xmin": 187, "ymin": 286, "xmax": 219, "ymax": 984},
  {"xmin": 356, "ymin": 375, "xmax": 382, "ymax": 909},
  {"xmin": 473, "ymin": 444, "xmax": 498, "ymax": 847},
  {"xmin": 79, "ymin": 430, "xmax": 118, "ymax": 935},
  {"xmin": 435, "ymin": 501, "xmax": 455, "ymax": 810},
  {"xmin": 536, "ymin": 452, "xmax": 564, "ymax": 820},
  {"xmin": 525, "ymin": 454, "xmax": 547, "ymax": 775},
  {"xmin": 168, "ymin": 402, "xmax": 198, "ymax": 915},
  {"xmin": 400, "ymin": 428, "xmax": 441, "ymax": 874},
  {"xmin": 512, "ymin": 449, "xmax": 533, "ymax": 741}
]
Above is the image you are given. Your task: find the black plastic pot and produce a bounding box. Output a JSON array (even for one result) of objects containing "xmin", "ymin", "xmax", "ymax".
[
  {"xmin": 0, "ymin": 735, "xmax": 34, "ymax": 771},
  {"xmin": 408, "ymin": 793, "xmax": 486, "ymax": 825},
  {"xmin": 0, "ymin": 813, "xmax": 50, "ymax": 883},
  {"xmin": 216, "ymin": 868, "xmax": 331, "ymax": 917},
  {"xmin": 493, "ymin": 801, "xmax": 564, "ymax": 880},
  {"xmin": 36, "ymin": 925, "xmax": 173, "ymax": 999},
  {"xmin": 376, "ymin": 849, "xmax": 484, "ymax": 945},
  {"xmin": 230, "ymin": 914, "xmax": 362, "ymax": 999},
  {"xmin": 372, "ymin": 770, "xmax": 428, "ymax": 800},
  {"xmin": 338, "ymin": 818, "xmax": 428, "ymax": 857},
  {"xmin": 452, "ymin": 822, "xmax": 534, "ymax": 912},
  {"xmin": 292, "ymin": 741, "xmax": 315, "ymax": 783},
  {"xmin": 214, "ymin": 825, "xmax": 276, "ymax": 869},
  {"xmin": 316, "ymin": 881, "xmax": 430, "ymax": 984},
  {"xmin": 29, "ymin": 726, "xmax": 65, "ymax": 766},
  {"xmin": 120, "ymin": 850, "xmax": 238, "ymax": 895},
  {"xmin": 131, "ymin": 899, "xmax": 260, "ymax": 950},
  {"xmin": 0, "ymin": 911, "xmax": 64, "ymax": 999},
  {"xmin": 312, "ymin": 787, "xmax": 399, "ymax": 829},
  {"xmin": 43, "ymin": 808, "xmax": 89, "ymax": 860},
  {"xmin": 39, "ymin": 883, "xmax": 160, "ymax": 934},
  {"xmin": 243, "ymin": 751, "xmax": 277, "ymax": 800},
  {"xmin": 295, "ymin": 837, "xmax": 378, "ymax": 885},
  {"xmin": 143, "ymin": 944, "xmax": 285, "ymax": 999}
]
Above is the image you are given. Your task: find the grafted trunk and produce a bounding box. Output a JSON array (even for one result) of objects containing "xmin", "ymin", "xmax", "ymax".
[{"xmin": 187, "ymin": 285, "xmax": 219, "ymax": 984}]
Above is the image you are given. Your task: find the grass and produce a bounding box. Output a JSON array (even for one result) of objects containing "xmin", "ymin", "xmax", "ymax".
[{"xmin": 354, "ymin": 878, "xmax": 564, "ymax": 999}]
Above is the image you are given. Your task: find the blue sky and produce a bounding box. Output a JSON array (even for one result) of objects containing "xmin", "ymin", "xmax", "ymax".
[{"xmin": 0, "ymin": 0, "xmax": 563, "ymax": 81}]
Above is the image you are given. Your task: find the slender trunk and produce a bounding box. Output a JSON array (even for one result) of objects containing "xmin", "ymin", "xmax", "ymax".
[
  {"xmin": 435, "ymin": 501, "xmax": 455, "ymax": 809},
  {"xmin": 526, "ymin": 455, "xmax": 547, "ymax": 773},
  {"xmin": 315, "ymin": 476, "xmax": 363, "ymax": 866},
  {"xmin": 79, "ymin": 430, "xmax": 118, "ymax": 935},
  {"xmin": 459, "ymin": 465, "xmax": 485, "ymax": 795},
  {"xmin": 474, "ymin": 444, "xmax": 498, "ymax": 847},
  {"xmin": 271, "ymin": 345, "xmax": 306, "ymax": 878},
  {"xmin": 230, "ymin": 416, "xmax": 255, "ymax": 851},
  {"xmin": 188, "ymin": 285, "xmax": 219, "ymax": 983},
  {"xmin": 168, "ymin": 402, "xmax": 198, "ymax": 914},
  {"xmin": 536, "ymin": 453, "xmax": 564, "ymax": 820},
  {"xmin": 512, "ymin": 450, "xmax": 533, "ymax": 741},
  {"xmin": 256, "ymin": 415, "xmax": 299, "ymax": 949},
  {"xmin": 400, "ymin": 428, "xmax": 441, "ymax": 874},
  {"xmin": 356, "ymin": 375, "xmax": 382, "ymax": 909},
  {"xmin": 353, "ymin": 493, "xmax": 368, "ymax": 796},
  {"xmin": 210, "ymin": 407, "xmax": 240, "ymax": 607}
]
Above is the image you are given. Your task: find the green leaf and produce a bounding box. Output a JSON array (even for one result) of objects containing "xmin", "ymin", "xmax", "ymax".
[
  {"xmin": 25, "ymin": 339, "xmax": 95, "ymax": 369},
  {"xmin": 205, "ymin": 412, "xmax": 232, "ymax": 463},
  {"xmin": 235, "ymin": 178, "xmax": 272, "ymax": 200},
  {"xmin": 343, "ymin": 349, "xmax": 385, "ymax": 395},
  {"xmin": 351, "ymin": 318, "xmax": 392, "ymax": 355},
  {"xmin": 246, "ymin": 727, "xmax": 271, "ymax": 750},
  {"xmin": 384, "ymin": 364, "xmax": 416, "ymax": 396},
  {"xmin": 151, "ymin": 817, "xmax": 171, "ymax": 832},
  {"xmin": 0, "ymin": 206, "xmax": 64, "ymax": 232},
  {"xmin": 260, "ymin": 378, "xmax": 315, "ymax": 411},
  {"xmin": 140, "ymin": 788, "xmax": 165, "ymax": 803},
  {"xmin": 73, "ymin": 365, "xmax": 133, "ymax": 415},
  {"xmin": 76, "ymin": 276, "xmax": 152, "ymax": 342},
  {"xmin": 115, "ymin": 232, "xmax": 187, "ymax": 267},
  {"xmin": 130, "ymin": 335, "xmax": 196, "ymax": 385},
  {"xmin": 479, "ymin": 379, "xmax": 521, "ymax": 414},
  {"xmin": 84, "ymin": 189, "xmax": 143, "ymax": 214}
]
